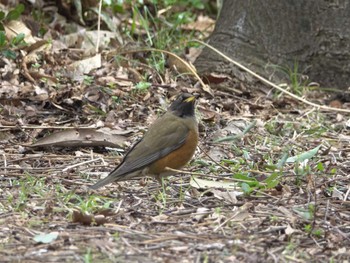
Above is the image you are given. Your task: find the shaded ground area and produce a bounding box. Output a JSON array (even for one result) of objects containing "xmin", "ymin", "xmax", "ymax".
[{"xmin": 1, "ymin": 1, "xmax": 350, "ymax": 262}]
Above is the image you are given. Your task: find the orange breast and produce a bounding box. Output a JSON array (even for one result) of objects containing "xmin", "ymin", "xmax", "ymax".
[{"xmin": 148, "ymin": 129, "xmax": 198, "ymax": 175}]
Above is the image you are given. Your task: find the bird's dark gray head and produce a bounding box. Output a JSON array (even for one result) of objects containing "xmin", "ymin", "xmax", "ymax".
[{"xmin": 169, "ymin": 93, "xmax": 198, "ymax": 118}]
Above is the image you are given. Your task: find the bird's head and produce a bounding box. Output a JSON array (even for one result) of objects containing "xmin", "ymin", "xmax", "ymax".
[{"xmin": 169, "ymin": 93, "xmax": 198, "ymax": 118}]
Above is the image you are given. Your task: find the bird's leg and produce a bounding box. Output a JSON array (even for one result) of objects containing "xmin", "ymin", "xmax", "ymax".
[
  {"xmin": 155, "ymin": 174, "xmax": 162, "ymax": 185},
  {"xmin": 154, "ymin": 175, "xmax": 171, "ymax": 207},
  {"xmin": 161, "ymin": 176, "xmax": 167, "ymax": 193},
  {"xmin": 155, "ymin": 174, "xmax": 168, "ymax": 191},
  {"xmin": 159, "ymin": 176, "xmax": 170, "ymax": 207}
]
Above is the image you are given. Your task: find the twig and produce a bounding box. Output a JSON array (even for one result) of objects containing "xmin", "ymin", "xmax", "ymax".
[
  {"xmin": 165, "ymin": 167, "xmax": 263, "ymax": 184},
  {"xmin": 213, "ymin": 203, "xmax": 254, "ymax": 232},
  {"xmin": 0, "ymin": 125, "xmax": 96, "ymax": 130},
  {"xmin": 62, "ymin": 157, "xmax": 106, "ymax": 172},
  {"xmin": 96, "ymin": 0, "xmax": 102, "ymax": 53},
  {"xmin": 114, "ymin": 199, "xmax": 123, "ymax": 215},
  {"xmin": 2, "ymin": 153, "xmax": 7, "ymax": 175},
  {"xmin": 324, "ymin": 199, "xmax": 330, "ymax": 222},
  {"xmin": 344, "ymin": 185, "xmax": 350, "ymax": 201}
]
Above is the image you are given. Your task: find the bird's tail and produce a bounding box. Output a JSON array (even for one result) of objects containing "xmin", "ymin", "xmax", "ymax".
[
  {"xmin": 89, "ymin": 173, "xmax": 118, "ymax": 190},
  {"xmin": 89, "ymin": 168, "xmax": 140, "ymax": 190}
]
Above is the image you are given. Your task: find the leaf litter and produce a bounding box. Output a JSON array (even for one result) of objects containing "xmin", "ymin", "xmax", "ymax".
[{"xmin": 0, "ymin": 2, "xmax": 350, "ymax": 263}]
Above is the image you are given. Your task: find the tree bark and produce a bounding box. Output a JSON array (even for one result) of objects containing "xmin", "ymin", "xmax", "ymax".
[{"xmin": 195, "ymin": 0, "xmax": 350, "ymax": 89}]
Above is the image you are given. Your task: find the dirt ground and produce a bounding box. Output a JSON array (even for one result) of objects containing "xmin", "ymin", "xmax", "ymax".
[{"xmin": 1, "ymin": 2, "xmax": 350, "ymax": 262}]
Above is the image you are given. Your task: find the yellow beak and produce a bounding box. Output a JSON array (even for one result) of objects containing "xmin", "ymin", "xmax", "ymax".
[{"xmin": 184, "ymin": 96, "xmax": 196, "ymax": 103}]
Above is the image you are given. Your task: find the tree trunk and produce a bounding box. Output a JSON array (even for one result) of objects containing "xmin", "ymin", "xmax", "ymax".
[{"xmin": 195, "ymin": 0, "xmax": 350, "ymax": 89}]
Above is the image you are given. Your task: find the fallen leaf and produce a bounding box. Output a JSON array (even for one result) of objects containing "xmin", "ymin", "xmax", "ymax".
[
  {"xmin": 194, "ymin": 207, "xmax": 211, "ymax": 221},
  {"xmin": 33, "ymin": 232, "xmax": 59, "ymax": 244},
  {"xmin": 286, "ymin": 144, "xmax": 322, "ymax": 163},
  {"xmin": 190, "ymin": 176, "xmax": 242, "ymax": 197},
  {"xmin": 68, "ymin": 54, "xmax": 102, "ymax": 81},
  {"xmin": 71, "ymin": 208, "xmax": 107, "ymax": 225},
  {"xmin": 285, "ymin": 224, "xmax": 295, "ymax": 235},
  {"xmin": 4, "ymin": 20, "xmax": 36, "ymax": 44},
  {"xmin": 210, "ymin": 189, "xmax": 239, "ymax": 203},
  {"xmin": 181, "ymin": 15, "xmax": 215, "ymax": 34},
  {"xmin": 29, "ymin": 128, "xmax": 128, "ymax": 148}
]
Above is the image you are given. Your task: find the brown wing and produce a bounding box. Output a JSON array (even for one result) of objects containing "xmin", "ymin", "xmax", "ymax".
[{"xmin": 90, "ymin": 114, "xmax": 188, "ymax": 189}]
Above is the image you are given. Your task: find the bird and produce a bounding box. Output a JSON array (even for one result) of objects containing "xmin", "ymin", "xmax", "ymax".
[{"xmin": 90, "ymin": 93, "xmax": 199, "ymax": 190}]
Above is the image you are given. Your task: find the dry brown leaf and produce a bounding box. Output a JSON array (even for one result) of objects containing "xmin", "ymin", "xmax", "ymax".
[
  {"xmin": 68, "ymin": 54, "xmax": 102, "ymax": 80},
  {"xmin": 4, "ymin": 20, "xmax": 36, "ymax": 44},
  {"xmin": 181, "ymin": 15, "xmax": 215, "ymax": 34},
  {"xmin": 210, "ymin": 189, "xmax": 239, "ymax": 204},
  {"xmin": 185, "ymin": 47, "xmax": 202, "ymax": 63},
  {"xmin": 167, "ymin": 54, "xmax": 197, "ymax": 75},
  {"xmin": 285, "ymin": 224, "xmax": 296, "ymax": 235},
  {"xmin": 72, "ymin": 208, "xmax": 107, "ymax": 225},
  {"xmin": 29, "ymin": 128, "xmax": 128, "ymax": 148},
  {"xmin": 202, "ymin": 72, "xmax": 230, "ymax": 85}
]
